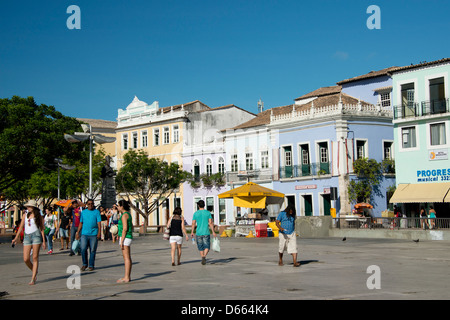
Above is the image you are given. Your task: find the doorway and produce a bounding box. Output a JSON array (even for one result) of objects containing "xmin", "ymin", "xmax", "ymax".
[
  {"xmin": 322, "ymin": 194, "xmax": 331, "ymax": 216},
  {"xmin": 302, "ymin": 194, "xmax": 313, "ymax": 216}
]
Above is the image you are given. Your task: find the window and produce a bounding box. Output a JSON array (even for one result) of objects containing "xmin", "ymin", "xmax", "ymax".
[
  {"xmin": 206, "ymin": 197, "xmax": 214, "ymax": 214},
  {"xmin": 261, "ymin": 150, "xmax": 269, "ymax": 169},
  {"xmin": 219, "ymin": 198, "xmax": 226, "ymax": 224},
  {"xmin": 245, "ymin": 153, "xmax": 254, "ymax": 171},
  {"xmin": 380, "ymin": 92, "xmax": 391, "ymax": 107},
  {"xmin": 356, "ymin": 140, "xmax": 367, "ymax": 159},
  {"xmin": 206, "ymin": 158, "xmax": 212, "ymax": 176},
  {"xmin": 193, "ymin": 160, "xmax": 200, "ymax": 180},
  {"xmin": 122, "ymin": 133, "xmax": 128, "ymax": 150},
  {"xmin": 402, "ymin": 127, "xmax": 416, "ymax": 148},
  {"xmin": 383, "ymin": 141, "xmax": 393, "ymax": 160},
  {"xmin": 154, "ymin": 128, "xmax": 160, "ymax": 146},
  {"xmin": 300, "ymin": 144, "xmax": 310, "ymax": 176},
  {"xmin": 132, "ymin": 132, "xmax": 138, "ymax": 149},
  {"xmin": 319, "ymin": 143, "xmax": 328, "ymax": 163},
  {"xmin": 142, "ymin": 130, "xmax": 148, "ymax": 148},
  {"xmin": 163, "ymin": 127, "xmax": 170, "ymax": 144},
  {"xmin": 231, "ymin": 154, "xmax": 238, "ymax": 172},
  {"xmin": 430, "ymin": 123, "xmax": 446, "ymax": 146},
  {"xmin": 172, "ymin": 125, "xmax": 179, "ymax": 143},
  {"xmin": 318, "ymin": 141, "xmax": 329, "ymax": 174},
  {"xmin": 218, "ymin": 157, "xmax": 225, "ymax": 174}
]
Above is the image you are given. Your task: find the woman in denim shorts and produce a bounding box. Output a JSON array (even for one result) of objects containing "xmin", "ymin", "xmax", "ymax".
[{"xmin": 12, "ymin": 200, "xmax": 46, "ymax": 285}]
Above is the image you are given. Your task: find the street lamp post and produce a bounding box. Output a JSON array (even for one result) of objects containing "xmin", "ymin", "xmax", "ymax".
[
  {"xmin": 54, "ymin": 158, "xmax": 75, "ymax": 200},
  {"xmin": 64, "ymin": 124, "xmax": 116, "ymax": 200}
]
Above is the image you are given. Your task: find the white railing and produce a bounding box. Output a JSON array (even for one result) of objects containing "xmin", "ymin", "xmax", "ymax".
[{"xmin": 270, "ymin": 103, "xmax": 393, "ymax": 124}]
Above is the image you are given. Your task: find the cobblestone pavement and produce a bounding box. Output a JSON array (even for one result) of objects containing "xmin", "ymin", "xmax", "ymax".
[{"xmin": 1, "ymin": 234, "xmax": 450, "ymax": 302}]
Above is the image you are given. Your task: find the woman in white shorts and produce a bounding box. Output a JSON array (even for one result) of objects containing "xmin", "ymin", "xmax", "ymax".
[
  {"xmin": 168, "ymin": 207, "xmax": 189, "ymax": 266},
  {"xmin": 12, "ymin": 200, "xmax": 46, "ymax": 285},
  {"xmin": 117, "ymin": 200, "xmax": 133, "ymax": 283}
]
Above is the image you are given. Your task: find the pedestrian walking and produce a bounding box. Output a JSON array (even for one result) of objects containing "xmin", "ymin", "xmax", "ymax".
[
  {"xmin": 117, "ymin": 200, "xmax": 133, "ymax": 283},
  {"xmin": 56, "ymin": 209, "xmax": 71, "ymax": 250},
  {"xmin": 65, "ymin": 200, "xmax": 83, "ymax": 256},
  {"xmin": 191, "ymin": 200, "xmax": 216, "ymax": 265},
  {"xmin": 276, "ymin": 205, "xmax": 300, "ymax": 267},
  {"xmin": 75, "ymin": 199, "xmax": 101, "ymax": 271},
  {"xmin": 168, "ymin": 207, "xmax": 189, "ymax": 266},
  {"xmin": 12, "ymin": 200, "xmax": 46, "ymax": 285},
  {"xmin": 44, "ymin": 207, "xmax": 57, "ymax": 254},
  {"xmin": 110, "ymin": 204, "xmax": 119, "ymax": 243},
  {"xmin": 99, "ymin": 206, "xmax": 108, "ymax": 241},
  {"xmin": 429, "ymin": 206, "xmax": 437, "ymax": 229}
]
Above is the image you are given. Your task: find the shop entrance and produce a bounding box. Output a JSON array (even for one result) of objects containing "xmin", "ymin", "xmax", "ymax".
[
  {"xmin": 322, "ymin": 194, "xmax": 331, "ymax": 216},
  {"xmin": 302, "ymin": 195, "xmax": 313, "ymax": 216}
]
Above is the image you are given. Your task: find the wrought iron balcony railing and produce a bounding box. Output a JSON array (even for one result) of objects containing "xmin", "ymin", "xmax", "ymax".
[{"xmin": 393, "ymin": 99, "xmax": 449, "ymax": 120}]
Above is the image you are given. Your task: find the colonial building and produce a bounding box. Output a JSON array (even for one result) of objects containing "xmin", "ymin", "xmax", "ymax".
[
  {"xmin": 270, "ymin": 88, "xmax": 394, "ymax": 217},
  {"xmin": 389, "ymin": 58, "xmax": 450, "ymax": 217},
  {"xmin": 181, "ymin": 105, "xmax": 255, "ymax": 224},
  {"xmin": 115, "ymin": 96, "xmax": 209, "ymax": 226}
]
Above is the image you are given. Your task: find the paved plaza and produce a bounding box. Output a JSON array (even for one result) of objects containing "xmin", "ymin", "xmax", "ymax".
[{"xmin": 1, "ymin": 233, "xmax": 450, "ymax": 301}]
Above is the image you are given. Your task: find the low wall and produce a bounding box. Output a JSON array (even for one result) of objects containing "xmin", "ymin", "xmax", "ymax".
[
  {"xmin": 295, "ymin": 217, "xmax": 450, "ymax": 241},
  {"xmin": 330, "ymin": 228, "xmax": 450, "ymax": 241},
  {"xmin": 296, "ymin": 216, "xmax": 332, "ymax": 238}
]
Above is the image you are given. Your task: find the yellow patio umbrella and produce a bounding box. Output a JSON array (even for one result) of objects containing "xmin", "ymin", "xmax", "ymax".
[{"xmin": 218, "ymin": 182, "xmax": 285, "ymax": 209}]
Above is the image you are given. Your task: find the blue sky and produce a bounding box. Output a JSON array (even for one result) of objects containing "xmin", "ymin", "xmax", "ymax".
[{"xmin": 1, "ymin": 0, "xmax": 449, "ymax": 121}]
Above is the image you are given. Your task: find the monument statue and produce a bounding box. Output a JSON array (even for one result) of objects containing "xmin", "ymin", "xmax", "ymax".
[{"xmin": 101, "ymin": 155, "xmax": 116, "ymax": 209}]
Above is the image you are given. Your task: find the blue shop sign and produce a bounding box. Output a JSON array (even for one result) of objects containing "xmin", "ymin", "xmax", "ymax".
[{"xmin": 417, "ymin": 168, "xmax": 450, "ymax": 182}]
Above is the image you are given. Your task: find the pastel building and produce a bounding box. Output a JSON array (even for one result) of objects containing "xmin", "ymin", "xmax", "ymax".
[
  {"xmin": 269, "ymin": 86, "xmax": 395, "ymax": 217},
  {"xmin": 116, "ymin": 96, "xmax": 209, "ymax": 226},
  {"xmin": 389, "ymin": 58, "xmax": 450, "ymax": 217},
  {"xmin": 181, "ymin": 105, "xmax": 255, "ymax": 224}
]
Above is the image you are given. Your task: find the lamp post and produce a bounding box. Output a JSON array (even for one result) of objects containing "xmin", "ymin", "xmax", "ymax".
[
  {"xmin": 64, "ymin": 124, "xmax": 116, "ymax": 200},
  {"xmin": 54, "ymin": 158, "xmax": 75, "ymax": 200}
]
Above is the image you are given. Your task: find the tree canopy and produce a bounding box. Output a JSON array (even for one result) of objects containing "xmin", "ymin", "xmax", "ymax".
[
  {"xmin": 0, "ymin": 96, "xmax": 84, "ymax": 192},
  {"xmin": 116, "ymin": 149, "xmax": 189, "ymax": 233}
]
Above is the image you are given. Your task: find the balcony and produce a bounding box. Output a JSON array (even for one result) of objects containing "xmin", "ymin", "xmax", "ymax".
[
  {"xmin": 393, "ymin": 99, "xmax": 449, "ymax": 120},
  {"xmin": 279, "ymin": 162, "xmax": 331, "ymax": 179},
  {"xmin": 421, "ymin": 99, "xmax": 449, "ymax": 116}
]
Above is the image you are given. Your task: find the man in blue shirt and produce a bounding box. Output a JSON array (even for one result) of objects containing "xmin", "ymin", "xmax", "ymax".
[
  {"xmin": 191, "ymin": 200, "xmax": 217, "ymax": 265},
  {"xmin": 276, "ymin": 205, "xmax": 300, "ymax": 267},
  {"xmin": 76, "ymin": 199, "xmax": 101, "ymax": 271}
]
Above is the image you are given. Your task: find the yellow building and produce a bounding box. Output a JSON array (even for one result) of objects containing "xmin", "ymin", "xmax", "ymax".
[
  {"xmin": 77, "ymin": 118, "xmax": 117, "ymax": 159},
  {"xmin": 116, "ymin": 96, "xmax": 209, "ymax": 227}
]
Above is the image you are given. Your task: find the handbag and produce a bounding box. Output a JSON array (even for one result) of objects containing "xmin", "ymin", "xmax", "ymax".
[
  {"xmin": 44, "ymin": 227, "xmax": 50, "ymax": 235},
  {"xmin": 163, "ymin": 216, "xmax": 173, "ymax": 240}
]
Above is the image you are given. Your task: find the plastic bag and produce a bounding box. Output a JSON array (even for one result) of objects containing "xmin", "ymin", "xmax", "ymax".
[
  {"xmin": 211, "ymin": 237, "xmax": 220, "ymax": 252},
  {"xmin": 72, "ymin": 239, "xmax": 80, "ymax": 252}
]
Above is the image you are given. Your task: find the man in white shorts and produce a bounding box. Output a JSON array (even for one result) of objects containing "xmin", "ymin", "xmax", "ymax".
[{"xmin": 276, "ymin": 205, "xmax": 300, "ymax": 267}]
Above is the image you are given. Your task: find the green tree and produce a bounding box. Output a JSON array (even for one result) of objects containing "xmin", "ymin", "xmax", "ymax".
[
  {"xmin": 0, "ymin": 96, "xmax": 83, "ymax": 194},
  {"xmin": 348, "ymin": 158, "xmax": 383, "ymax": 204},
  {"xmin": 115, "ymin": 150, "xmax": 189, "ymax": 234}
]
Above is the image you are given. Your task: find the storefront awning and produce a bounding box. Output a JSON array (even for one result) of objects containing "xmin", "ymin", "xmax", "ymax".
[{"xmin": 390, "ymin": 182, "xmax": 450, "ymax": 203}]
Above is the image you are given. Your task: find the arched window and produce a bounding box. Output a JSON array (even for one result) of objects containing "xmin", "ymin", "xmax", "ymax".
[
  {"xmin": 206, "ymin": 158, "xmax": 213, "ymax": 176},
  {"xmin": 193, "ymin": 160, "xmax": 200, "ymax": 180},
  {"xmin": 218, "ymin": 157, "xmax": 225, "ymax": 174}
]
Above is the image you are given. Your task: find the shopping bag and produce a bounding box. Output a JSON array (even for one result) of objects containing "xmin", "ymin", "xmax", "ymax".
[
  {"xmin": 211, "ymin": 237, "xmax": 220, "ymax": 252},
  {"xmin": 71, "ymin": 239, "xmax": 80, "ymax": 252}
]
